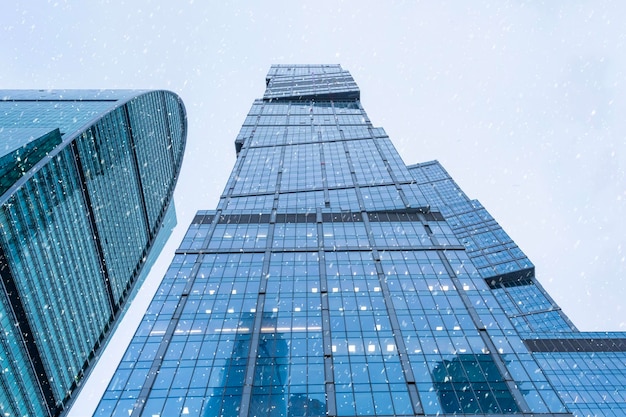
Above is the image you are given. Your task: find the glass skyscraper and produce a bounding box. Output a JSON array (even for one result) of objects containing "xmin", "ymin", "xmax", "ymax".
[
  {"xmin": 95, "ymin": 65, "xmax": 625, "ymax": 417},
  {"xmin": 0, "ymin": 90, "xmax": 186, "ymax": 417}
]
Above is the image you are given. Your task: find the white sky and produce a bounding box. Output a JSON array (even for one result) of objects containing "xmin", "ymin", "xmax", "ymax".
[{"xmin": 2, "ymin": 1, "xmax": 625, "ymax": 415}]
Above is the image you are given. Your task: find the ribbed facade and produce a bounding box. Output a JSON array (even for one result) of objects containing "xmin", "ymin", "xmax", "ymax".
[
  {"xmin": 96, "ymin": 65, "xmax": 625, "ymax": 417},
  {"xmin": 0, "ymin": 90, "xmax": 186, "ymax": 416}
]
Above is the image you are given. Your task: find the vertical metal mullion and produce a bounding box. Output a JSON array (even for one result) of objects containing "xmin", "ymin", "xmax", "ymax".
[
  {"xmin": 434, "ymin": 245, "xmax": 532, "ymax": 413},
  {"xmin": 70, "ymin": 138, "xmax": 116, "ymax": 313},
  {"xmin": 131, "ymin": 257, "xmax": 204, "ymax": 417},
  {"xmin": 122, "ymin": 105, "xmax": 151, "ymax": 237},
  {"xmin": 239, "ymin": 137, "xmax": 284, "ymax": 417},
  {"xmin": 317, "ymin": 205, "xmax": 337, "ymax": 416},
  {"xmin": 371, "ymin": 133, "xmax": 411, "ymax": 208},
  {"xmin": 159, "ymin": 91, "xmax": 177, "ymax": 169},
  {"xmin": 367, "ymin": 242, "xmax": 424, "ymax": 416},
  {"xmin": 0, "ymin": 245, "xmax": 56, "ymax": 417}
]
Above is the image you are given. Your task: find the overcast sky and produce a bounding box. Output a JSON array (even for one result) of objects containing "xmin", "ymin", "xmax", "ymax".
[{"xmin": 2, "ymin": 1, "xmax": 625, "ymax": 415}]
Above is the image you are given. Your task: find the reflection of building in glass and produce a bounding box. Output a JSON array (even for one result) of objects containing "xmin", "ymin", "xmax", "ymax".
[
  {"xmin": 203, "ymin": 313, "xmax": 254, "ymax": 417},
  {"xmin": 250, "ymin": 314, "xmax": 290, "ymax": 417},
  {"xmin": 96, "ymin": 66, "xmax": 626, "ymax": 417},
  {"xmin": 0, "ymin": 90, "xmax": 186, "ymax": 417},
  {"xmin": 203, "ymin": 313, "xmax": 305, "ymax": 417},
  {"xmin": 288, "ymin": 394, "xmax": 326, "ymax": 417},
  {"xmin": 431, "ymin": 354, "xmax": 518, "ymax": 414}
]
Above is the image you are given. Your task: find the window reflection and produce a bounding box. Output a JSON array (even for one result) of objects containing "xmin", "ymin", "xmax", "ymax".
[{"xmin": 431, "ymin": 354, "xmax": 518, "ymax": 414}]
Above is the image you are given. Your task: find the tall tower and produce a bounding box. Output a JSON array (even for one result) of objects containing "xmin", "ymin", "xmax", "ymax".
[
  {"xmin": 95, "ymin": 66, "xmax": 625, "ymax": 417},
  {"xmin": 0, "ymin": 90, "xmax": 186, "ymax": 416}
]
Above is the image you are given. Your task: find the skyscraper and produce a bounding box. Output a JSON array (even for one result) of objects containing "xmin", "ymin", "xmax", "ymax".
[
  {"xmin": 95, "ymin": 66, "xmax": 625, "ymax": 417},
  {"xmin": 0, "ymin": 90, "xmax": 186, "ymax": 416}
]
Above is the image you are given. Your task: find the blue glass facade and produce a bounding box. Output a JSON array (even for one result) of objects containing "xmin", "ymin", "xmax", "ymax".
[
  {"xmin": 97, "ymin": 65, "xmax": 625, "ymax": 417},
  {"xmin": 0, "ymin": 90, "xmax": 186, "ymax": 416}
]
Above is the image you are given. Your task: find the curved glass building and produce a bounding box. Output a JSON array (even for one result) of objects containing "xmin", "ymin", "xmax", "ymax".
[{"xmin": 0, "ymin": 90, "xmax": 186, "ymax": 416}]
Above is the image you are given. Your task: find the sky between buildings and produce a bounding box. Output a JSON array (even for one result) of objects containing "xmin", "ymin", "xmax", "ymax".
[{"xmin": 2, "ymin": 1, "xmax": 625, "ymax": 415}]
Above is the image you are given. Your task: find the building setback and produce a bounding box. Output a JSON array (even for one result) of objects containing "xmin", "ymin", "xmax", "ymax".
[
  {"xmin": 95, "ymin": 65, "xmax": 625, "ymax": 417},
  {"xmin": 0, "ymin": 90, "xmax": 186, "ymax": 416}
]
